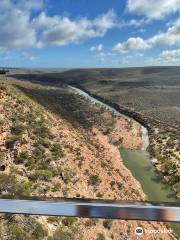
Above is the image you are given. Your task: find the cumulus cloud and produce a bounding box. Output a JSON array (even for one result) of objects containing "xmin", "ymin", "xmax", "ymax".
[
  {"xmin": 0, "ymin": 9, "xmax": 38, "ymax": 51},
  {"xmin": 93, "ymin": 9, "xmax": 118, "ymax": 29},
  {"xmin": 35, "ymin": 10, "xmax": 118, "ymax": 46},
  {"xmin": 112, "ymin": 37, "xmax": 150, "ymax": 53},
  {"xmin": 113, "ymin": 18, "xmax": 180, "ymax": 53},
  {"xmin": 127, "ymin": 0, "xmax": 180, "ymax": 19},
  {"xmin": 0, "ymin": 1, "xmax": 118, "ymax": 51},
  {"xmin": 161, "ymin": 49, "xmax": 180, "ymax": 58},
  {"xmin": 148, "ymin": 19, "xmax": 180, "ymax": 46},
  {"xmin": 0, "ymin": 0, "xmax": 44, "ymax": 51},
  {"xmin": 90, "ymin": 44, "xmax": 103, "ymax": 52}
]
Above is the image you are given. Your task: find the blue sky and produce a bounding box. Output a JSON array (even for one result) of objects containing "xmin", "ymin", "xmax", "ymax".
[{"xmin": 0, "ymin": 0, "xmax": 180, "ymax": 68}]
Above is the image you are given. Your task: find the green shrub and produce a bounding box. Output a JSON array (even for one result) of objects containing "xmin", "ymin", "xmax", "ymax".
[
  {"xmin": 0, "ymin": 118, "xmax": 5, "ymax": 126},
  {"xmin": 11, "ymin": 121, "xmax": 27, "ymax": 135},
  {"xmin": 104, "ymin": 127, "xmax": 113, "ymax": 135},
  {"xmin": 7, "ymin": 134, "xmax": 22, "ymax": 146},
  {"xmin": 0, "ymin": 152, "xmax": 5, "ymax": 163},
  {"xmin": 47, "ymin": 217, "xmax": 59, "ymax": 224},
  {"xmin": 114, "ymin": 137, "xmax": 123, "ymax": 146},
  {"xmin": 88, "ymin": 174, "xmax": 101, "ymax": 186},
  {"xmin": 9, "ymin": 225, "xmax": 29, "ymax": 240},
  {"xmin": 96, "ymin": 233, "xmax": 105, "ymax": 240},
  {"xmin": 103, "ymin": 220, "xmax": 113, "ymax": 229},
  {"xmin": 33, "ymin": 124, "xmax": 52, "ymax": 139},
  {"xmin": 0, "ymin": 173, "xmax": 31, "ymax": 196},
  {"xmin": 16, "ymin": 151, "xmax": 29, "ymax": 164},
  {"xmin": 0, "ymin": 173, "xmax": 16, "ymax": 192},
  {"xmin": 25, "ymin": 150, "xmax": 42, "ymax": 169},
  {"xmin": 85, "ymin": 219, "xmax": 97, "ymax": 227},
  {"xmin": 0, "ymin": 84, "xmax": 7, "ymax": 91},
  {"xmin": 117, "ymin": 182, "xmax": 123, "ymax": 190},
  {"xmin": 50, "ymin": 228, "xmax": 73, "ymax": 240},
  {"xmin": 31, "ymin": 169, "xmax": 52, "ymax": 181},
  {"xmin": 31, "ymin": 221, "xmax": 47, "ymax": 239},
  {"xmin": 13, "ymin": 181, "xmax": 31, "ymax": 197},
  {"xmin": 50, "ymin": 143, "xmax": 64, "ymax": 159},
  {"xmin": 62, "ymin": 217, "xmax": 76, "ymax": 226},
  {"xmin": 52, "ymin": 182, "xmax": 61, "ymax": 192}
]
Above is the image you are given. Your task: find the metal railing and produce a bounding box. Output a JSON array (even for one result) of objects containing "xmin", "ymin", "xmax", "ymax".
[{"xmin": 0, "ymin": 198, "xmax": 179, "ymax": 222}]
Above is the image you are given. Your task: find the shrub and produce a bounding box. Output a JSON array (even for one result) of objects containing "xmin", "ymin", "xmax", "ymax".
[
  {"xmin": 52, "ymin": 182, "xmax": 61, "ymax": 192},
  {"xmin": 0, "ymin": 152, "xmax": 5, "ymax": 163},
  {"xmin": 114, "ymin": 137, "xmax": 123, "ymax": 146},
  {"xmin": 96, "ymin": 192, "xmax": 103, "ymax": 198},
  {"xmin": 0, "ymin": 118, "xmax": 5, "ymax": 126},
  {"xmin": 0, "ymin": 173, "xmax": 31, "ymax": 196},
  {"xmin": 6, "ymin": 134, "xmax": 22, "ymax": 147},
  {"xmin": 13, "ymin": 181, "xmax": 31, "ymax": 197},
  {"xmin": 88, "ymin": 174, "xmax": 101, "ymax": 186},
  {"xmin": 85, "ymin": 219, "xmax": 97, "ymax": 227},
  {"xmin": 9, "ymin": 225, "xmax": 29, "ymax": 240},
  {"xmin": 31, "ymin": 221, "xmax": 48, "ymax": 239},
  {"xmin": 31, "ymin": 169, "xmax": 52, "ymax": 181},
  {"xmin": 11, "ymin": 121, "xmax": 27, "ymax": 135},
  {"xmin": 47, "ymin": 217, "xmax": 59, "ymax": 224},
  {"xmin": 103, "ymin": 220, "xmax": 113, "ymax": 229},
  {"xmin": 50, "ymin": 228, "xmax": 73, "ymax": 240},
  {"xmin": 51, "ymin": 143, "xmax": 64, "ymax": 159},
  {"xmin": 16, "ymin": 151, "xmax": 29, "ymax": 164},
  {"xmin": 0, "ymin": 173, "xmax": 16, "ymax": 192},
  {"xmin": 110, "ymin": 181, "xmax": 115, "ymax": 187},
  {"xmin": 96, "ymin": 233, "xmax": 105, "ymax": 240},
  {"xmin": 62, "ymin": 217, "xmax": 76, "ymax": 226},
  {"xmin": 33, "ymin": 124, "xmax": 52, "ymax": 139},
  {"xmin": 117, "ymin": 182, "xmax": 123, "ymax": 190},
  {"xmin": 104, "ymin": 127, "xmax": 113, "ymax": 135}
]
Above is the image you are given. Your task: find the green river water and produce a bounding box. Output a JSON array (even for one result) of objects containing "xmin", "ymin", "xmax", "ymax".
[
  {"xmin": 68, "ymin": 85, "xmax": 180, "ymax": 238},
  {"xmin": 120, "ymin": 148, "xmax": 180, "ymax": 237}
]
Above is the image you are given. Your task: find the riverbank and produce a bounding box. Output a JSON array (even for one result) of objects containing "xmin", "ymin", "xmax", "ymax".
[
  {"xmin": 1, "ymin": 78, "xmax": 176, "ymax": 239},
  {"xmin": 68, "ymin": 84, "xmax": 178, "ymax": 200},
  {"xmin": 68, "ymin": 84, "xmax": 179, "ymax": 238},
  {"xmin": 67, "ymin": 83, "xmax": 179, "ymax": 198}
]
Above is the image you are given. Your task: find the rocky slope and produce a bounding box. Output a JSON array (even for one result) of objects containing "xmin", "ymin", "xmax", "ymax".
[
  {"xmin": 30, "ymin": 67, "xmax": 179, "ymax": 197},
  {"xmin": 0, "ymin": 78, "xmax": 176, "ymax": 239}
]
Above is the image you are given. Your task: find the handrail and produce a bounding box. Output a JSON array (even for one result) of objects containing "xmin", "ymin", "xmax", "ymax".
[{"xmin": 0, "ymin": 198, "xmax": 179, "ymax": 222}]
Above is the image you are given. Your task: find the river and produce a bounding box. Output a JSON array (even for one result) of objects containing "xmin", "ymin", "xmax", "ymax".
[{"xmin": 68, "ymin": 85, "xmax": 179, "ymax": 237}]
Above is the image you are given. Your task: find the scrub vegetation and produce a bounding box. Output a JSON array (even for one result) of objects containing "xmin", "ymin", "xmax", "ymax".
[{"xmin": 0, "ymin": 73, "xmax": 177, "ymax": 240}]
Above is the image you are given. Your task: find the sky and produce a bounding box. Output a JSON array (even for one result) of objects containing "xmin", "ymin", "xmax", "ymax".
[{"xmin": 0, "ymin": 0, "xmax": 180, "ymax": 68}]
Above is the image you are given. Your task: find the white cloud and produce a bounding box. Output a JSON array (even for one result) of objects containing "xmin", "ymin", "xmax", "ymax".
[
  {"xmin": 90, "ymin": 44, "xmax": 103, "ymax": 52},
  {"xmin": 112, "ymin": 37, "xmax": 150, "ymax": 53},
  {"xmin": 148, "ymin": 19, "xmax": 180, "ymax": 46},
  {"xmin": 0, "ymin": 0, "xmax": 45, "ymax": 52},
  {"xmin": 147, "ymin": 56, "xmax": 180, "ymax": 65},
  {"xmin": 113, "ymin": 18, "xmax": 180, "ymax": 53},
  {"xmin": 93, "ymin": 9, "xmax": 118, "ymax": 29},
  {"xmin": 37, "ymin": 10, "xmax": 118, "ymax": 46},
  {"xmin": 0, "ymin": 9, "xmax": 38, "ymax": 51},
  {"xmin": 159, "ymin": 49, "xmax": 180, "ymax": 64},
  {"xmin": 161, "ymin": 49, "xmax": 180, "ymax": 58},
  {"xmin": 0, "ymin": 2, "xmax": 118, "ymax": 51},
  {"xmin": 127, "ymin": 0, "xmax": 180, "ymax": 19}
]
